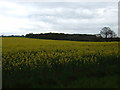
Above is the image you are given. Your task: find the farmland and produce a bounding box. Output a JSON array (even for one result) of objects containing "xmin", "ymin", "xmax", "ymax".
[{"xmin": 2, "ymin": 37, "xmax": 120, "ymax": 88}]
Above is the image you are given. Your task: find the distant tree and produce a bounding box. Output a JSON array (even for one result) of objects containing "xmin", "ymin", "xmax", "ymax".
[
  {"xmin": 108, "ymin": 30, "xmax": 117, "ymax": 38},
  {"xmin": 100, "ymin": 27, "xmax": 116, "ymax": 38},
  {"xmin": 21, "ymin": 35, "xmax": 24, "ymax": 37},
  {"xmin": 100, "ymin": 27, "xmax": 110, "ymax": 38},
  {"xmin": 25, "ymin": 33, "xmax": 33, "ymax": 38}
]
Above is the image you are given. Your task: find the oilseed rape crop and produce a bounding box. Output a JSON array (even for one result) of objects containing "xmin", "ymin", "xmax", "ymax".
[{"xmin": 2, "ymin": 37, "xmax": 120, "ymax": 88}]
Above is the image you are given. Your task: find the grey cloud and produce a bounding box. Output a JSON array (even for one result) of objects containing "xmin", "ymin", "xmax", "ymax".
[{"xmin": 0, "ymin": 1, "xmax": 118, "ymax": 35}]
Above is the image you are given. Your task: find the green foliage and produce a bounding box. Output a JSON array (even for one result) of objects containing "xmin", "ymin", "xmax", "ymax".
[{"xmin": 2, "ymin": 37, "xmax": 120, "ymax": 88}]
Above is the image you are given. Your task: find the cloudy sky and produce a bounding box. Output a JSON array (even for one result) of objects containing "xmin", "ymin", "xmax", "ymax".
[{"xmin": 0, "ymin": 0, "xmax": 118, "ymax": 36}]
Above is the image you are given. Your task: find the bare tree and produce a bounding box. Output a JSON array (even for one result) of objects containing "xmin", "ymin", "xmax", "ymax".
[
  {"xmin": 100, "ymin": 27, "xmax": 110, "ymax": 38},
  {"xmin": 100, "ymin": 27, "xmax": 116, "ymax": 38}
]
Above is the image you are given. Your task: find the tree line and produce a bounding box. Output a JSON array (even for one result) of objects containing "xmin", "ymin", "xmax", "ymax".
[
  {"xmin": 2, "ymin": 27, "xmax": 120, "ymax": 41},
  {"xmin": 25, "ymin": 27, "xmax": 119, "ymax": 42}
]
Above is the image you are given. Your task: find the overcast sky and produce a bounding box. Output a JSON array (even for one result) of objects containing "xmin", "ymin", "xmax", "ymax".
[{"xmin": 0, "ymin": 0, "xmax": 118, "ymax": 35}]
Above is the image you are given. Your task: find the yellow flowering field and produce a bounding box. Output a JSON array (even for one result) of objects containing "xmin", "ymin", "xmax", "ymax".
[{"xmin": 2, "ymin": 37, "xmax": 120, "ymax": 88}]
